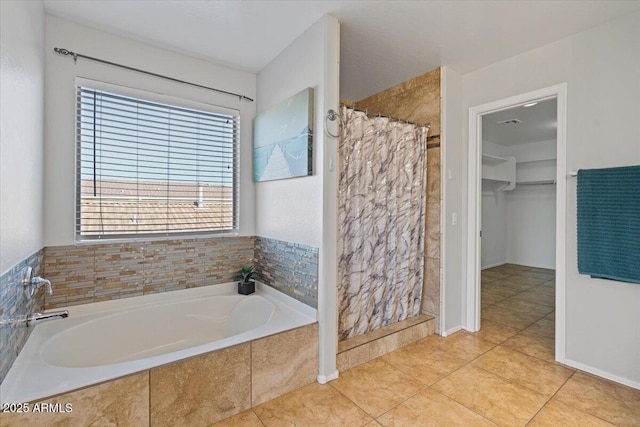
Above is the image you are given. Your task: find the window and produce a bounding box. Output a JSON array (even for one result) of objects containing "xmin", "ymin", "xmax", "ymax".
[{"xmin": 76, "ymin": 81, "xmax": 239, "ymax": 241}]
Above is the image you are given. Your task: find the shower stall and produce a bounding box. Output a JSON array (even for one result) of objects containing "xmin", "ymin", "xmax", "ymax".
[{"xmin": 336, "ymin": 106, "xmax": 429, "ymax": 340}]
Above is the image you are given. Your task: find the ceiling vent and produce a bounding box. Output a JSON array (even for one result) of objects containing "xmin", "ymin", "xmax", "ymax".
[{"xmin": 496, "ymin": 119, "xmax": 523, "ymax": 125}]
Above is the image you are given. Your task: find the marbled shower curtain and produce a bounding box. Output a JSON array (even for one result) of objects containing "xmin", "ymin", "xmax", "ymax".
[{"xmin": 338, "ymin": 106, "xmax": 428, "ymax": 340}]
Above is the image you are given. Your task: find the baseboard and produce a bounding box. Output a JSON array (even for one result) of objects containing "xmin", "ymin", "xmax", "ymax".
[
  {"xmin": 505, "ymin": 261, "xmax": 555, "ymax": 270},
  {"xmin": 317, "ymin": 370, "xmax": 339, "ymax": 384},
  {"xmin": 481, "ymin": 261, "xmax": 506, "ymax": 270},
  {"xmin": 441, "ymin": 325, "xmax": 463, "ymax": 337},
  {"xmin": 563, "ymin": 358, "xmax": 640, "ymax": 390}
]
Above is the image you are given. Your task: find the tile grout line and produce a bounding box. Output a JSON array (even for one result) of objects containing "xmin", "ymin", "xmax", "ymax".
[
  {"xmin": 497, "ymin": 340, "xmax": 569, "ymax": 368},
  {"xmin": 546, "ymin": 369, "xmax": 631, "ymax": 426},
  {"xmin": 326, "ymin": 381, "xmax": 377, "ymax": 422},
  {"xmin": 481, "ymin": 284, "xmax": 554, "ymax": 312},
  {"xmin": 424, "ymin": 321, "xmax": 557, "ymax": 423},
  {"xmin": 367, "ymin": 337, "xmax": 500, "ymax": 424},
  {"xmin": 251, "ymin": 408, "xmax": 268, "ymax": 427},
  {"xmin": 382, "ymin": 335, "xmax": 505, "ymax": 421},
  {"xmin": 439, "ymin": 362, "xmax": 554, "ymax": 423},
  {"xmin": 432, "ymin": 387, "xmax": 503, "ymax": 426},
  {"xmin": 328, "ymin": 357, "xmax": 428, "ymax": 422},
  {"xmin": 463, "ymin": 352, "xmax": 568, "ymax": 399},
  {"xmin": 401, "ymin": 343, "xmax": 506, "ymax": 423},
  {"xmin": 524, "ymin": 370, "xmax": 576, "ymax": 426},
  {"xmin": 349, "ymin": 266, "xmax": 558, "ymax": 426}
]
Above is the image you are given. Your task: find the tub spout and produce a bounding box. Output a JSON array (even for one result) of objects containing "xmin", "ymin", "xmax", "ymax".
[{"xmin": 26, "ymin": 310, "xmax": 69, "ymax": 327}]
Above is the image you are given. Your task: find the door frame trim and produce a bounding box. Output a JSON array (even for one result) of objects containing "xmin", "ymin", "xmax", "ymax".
[{"xmin": 465, "ymin": 83, "xmax": 568, "ymax": 363}]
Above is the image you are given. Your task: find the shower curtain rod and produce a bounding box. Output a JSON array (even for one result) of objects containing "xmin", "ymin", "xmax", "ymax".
[
  {"xmin": 53, "ymin": 47, "xmax": 254, "ymax": 102},
  {"xmin": 340, "ymin": 104, "xmax": 429, "ymax": 128}
]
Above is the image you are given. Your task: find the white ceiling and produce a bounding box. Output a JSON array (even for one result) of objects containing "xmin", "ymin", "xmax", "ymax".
[
  {"xmin": 482, "ymin": 98, "xmax": 557, "ymax": 146},
  {"xmin": 43, "ymin": 1, "xmax": 640, "ymax": 101}
]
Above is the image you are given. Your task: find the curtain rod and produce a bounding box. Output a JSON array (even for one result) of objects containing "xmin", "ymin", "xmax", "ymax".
[
  {"xmin": 340, "ymin": 104, "xmax": 429, "ymax": 128},
  {"xmin": 53, "ymin": 47, "xmax": 254, "ymax": 102}
]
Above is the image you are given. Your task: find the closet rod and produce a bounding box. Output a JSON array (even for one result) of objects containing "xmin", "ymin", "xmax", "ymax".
[
  {"xmin": 517, "ymin": 180, "xmax": 556, "ymax": 186},
  {"xmin": 53, "ymin": 47, "xmax": 254, "ymax": 102}
]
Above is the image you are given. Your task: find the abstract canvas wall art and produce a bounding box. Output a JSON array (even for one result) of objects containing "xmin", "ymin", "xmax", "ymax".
[{"xmin": 254, "ymin": 88, "xmax": 313, "ymax": 182}]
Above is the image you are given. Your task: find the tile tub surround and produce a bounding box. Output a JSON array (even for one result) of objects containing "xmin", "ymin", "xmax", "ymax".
[
  {"xmin": 0, "ymin": 249, "xmax": 45, "ymax": 385},
  {"xmin": 43, "ymin": 236, "xmax": 254, "ymax": 308},
  {"xmin": 0, "ymin": 373, "xmax": 150, "ymax": 427},
  {"xmin": 1, "ymin": 324, "xmax": 318, "ymax": 427},
  {"xmin": 254, "ymin": 236, "xmax": 319, "ymax": 308},
  {"xmin": 354, "ymin": 67, "xmax": 443, "ymax": 330}
]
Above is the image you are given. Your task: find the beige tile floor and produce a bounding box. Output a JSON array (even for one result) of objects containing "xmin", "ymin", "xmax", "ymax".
[{"xmin": 213, "ymin": 265, "xmax": 640, "ymax": 426}]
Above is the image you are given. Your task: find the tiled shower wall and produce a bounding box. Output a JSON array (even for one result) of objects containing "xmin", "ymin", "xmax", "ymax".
[
  {"xmin": 352, "ymin": 67, "xmax": 442, "ymax": 330},
  {"xmin": 0, "ymin": 249, "xmax": 45, "ymax": 384}
]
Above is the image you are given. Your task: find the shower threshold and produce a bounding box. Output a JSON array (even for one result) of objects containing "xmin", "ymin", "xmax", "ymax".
[{"xmin": 337, "ymin": 314, "xmax": 435, "ymax": 371}]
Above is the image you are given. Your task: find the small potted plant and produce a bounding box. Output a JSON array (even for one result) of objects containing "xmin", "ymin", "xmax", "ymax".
[{"xmin": 237, "ymin": 264, "xmax": 256, "ymax": 295}]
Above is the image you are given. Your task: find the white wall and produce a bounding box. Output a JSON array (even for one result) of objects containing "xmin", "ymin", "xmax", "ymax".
[
  {"xmin": 447, "ymin": 11, "xmax": 640, "ymax": 385},
  {"xmin": 256, "ymin": 20, "xmax": 325, "ymax": 248},
  {"xmin": 482, "ymin": 139, "xmax": 557, "ymax": 270},
  {"xmin": 0, "ymin": 1, "xmax": 45, "ymax": 272},
  {"xmin": 508, "ymin": 139, "xmax": 556, "ymax": 162},
  {"xmin": 481, "ymin": 139, "xmax": 507, "ymax": 269},
  {"xmin": 505, "ymin": 139, "xmax": 557, "ymax": 269},
  {"xmin": 481, "ymin": 191, "xmax": 507, "ymax": 269},
  {"xmin": 440, "ymin": 66, "xmax": 464, "ymax": 335},
  {"xmin": 256, "ymin": 15, "xmax": 340, "ymax": 381},
  {"xmin": 43, "ymin": 16, "xmax": 257, "ymax": 246},
  {"xmin": 506, "ymin": 187, "xmax": 556, "ymax": 269},
  {"xmin": 482, "ymin": 140, "xmax": 505, "ymax": 157}
]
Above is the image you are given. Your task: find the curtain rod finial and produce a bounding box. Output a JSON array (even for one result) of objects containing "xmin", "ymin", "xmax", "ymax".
[{"xmin": 54, "ymin": 47, "xmax": 78, "ymax": 63}]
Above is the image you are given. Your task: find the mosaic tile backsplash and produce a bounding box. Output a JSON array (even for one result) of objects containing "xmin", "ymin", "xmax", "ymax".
[
  {"xmin": 44, "ymin": 237, "xmax": 255, "ymax": 309},
  {"xmin": 254, "ymin": 237, "xmax": 319, "ymax": 308},
  {"xmin": 0, "ymin": 249, "xmax": 45, "ymax": 385},
  {"xmin": 42, "ymin": 236, "xmax": 319, "ymax": 310}
]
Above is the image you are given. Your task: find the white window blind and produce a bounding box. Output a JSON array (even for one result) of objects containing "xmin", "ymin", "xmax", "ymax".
[{"xmin": 76, "ymin": 84, "xmax": 239, "ymax": 240}]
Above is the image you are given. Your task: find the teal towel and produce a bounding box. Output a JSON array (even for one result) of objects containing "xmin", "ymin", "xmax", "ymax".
[{"xmin": 577, "ymin": 165, "xmax": 640, "ymax": 284}]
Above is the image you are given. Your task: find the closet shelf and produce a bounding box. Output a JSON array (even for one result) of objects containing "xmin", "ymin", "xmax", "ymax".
[
  {"xmin": 482, "ymin": 154, "xmax": 516, "ymax": 191},
  {"xmin": 516, "ymin": 157, "xmax": 557, "ymax": 165},
  {"xmin": 482, "ymin": 153, "xmax": 509, "ymax": 165}
]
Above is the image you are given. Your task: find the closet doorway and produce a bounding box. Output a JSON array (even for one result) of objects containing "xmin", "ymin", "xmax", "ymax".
[
  {"xmin": 480, "ymin": 98, "xmax": 557, "ymax": 357},
  {"xmin": 466, "ymin": 84, "xmax": 568, "ymax": 363}
]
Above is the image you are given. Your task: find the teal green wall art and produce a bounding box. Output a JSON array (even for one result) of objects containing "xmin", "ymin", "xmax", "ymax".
[{"xmin": 253, "ymin": 88, "xmax": 313, "ymax": 182}]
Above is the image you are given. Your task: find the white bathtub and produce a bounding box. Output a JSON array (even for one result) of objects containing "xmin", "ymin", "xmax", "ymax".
[{"xmin": 0, "ymin": 282, "xmax": 316, "ymax": 404}]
